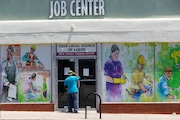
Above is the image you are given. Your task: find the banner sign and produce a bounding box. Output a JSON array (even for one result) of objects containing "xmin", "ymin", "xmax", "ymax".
[{"xmin": 56, "ymin": 44, "xmax": 96, "ymax": 56}]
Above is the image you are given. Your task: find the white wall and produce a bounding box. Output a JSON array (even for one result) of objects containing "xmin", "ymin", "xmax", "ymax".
[{"xmin": 0, "ymin": 18, "xmax": 180, "ymax": 44}]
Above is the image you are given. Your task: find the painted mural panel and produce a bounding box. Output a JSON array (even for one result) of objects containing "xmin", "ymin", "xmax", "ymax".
[
  {"xmin": 18, "ymin": 71, "xmax": 50, "ymax": 102},
  {"xmin": 102, "ymin": 43, "xmax": 154, "ymax": 102},
  {"xmin": 0, "ymin": 44, "xmax": 51, "ymax": 103},
  {"xmin": 155, "ymin": 43, "xmax": 180, "ymax": 102}
]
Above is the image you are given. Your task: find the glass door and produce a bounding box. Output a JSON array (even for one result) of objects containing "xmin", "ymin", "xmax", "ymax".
[
  {"xmin": 57, "ymin": 59, "xmax": 96, "ymax": 108},
  {"xmin": 78, "ymin": 59, "xmax": 96, "ymax": 108},
  {"xmin": 58, "ymin": 59, "xmax": 75, "ymax": 108}
]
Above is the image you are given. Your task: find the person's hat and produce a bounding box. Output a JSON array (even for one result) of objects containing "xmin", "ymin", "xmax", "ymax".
[
  {"xmin": 164, "ymin": 66, "xmax": 173, "ymax": 72},
  {"xmin": 31, "ymin": 45, "xmax": 36, "ymax": 50},
  {"xmin": 67, "ymin": 70, "xmax": 73, "ymax": 75},
  {"xmin": 137, "ymin": 55, "xmax": 145, "ymax": 65}
]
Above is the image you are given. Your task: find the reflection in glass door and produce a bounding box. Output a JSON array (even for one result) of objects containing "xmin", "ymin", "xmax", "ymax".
[{"xmin": 78, "ymin": 59, "xmax": 96, "ymax": 108}]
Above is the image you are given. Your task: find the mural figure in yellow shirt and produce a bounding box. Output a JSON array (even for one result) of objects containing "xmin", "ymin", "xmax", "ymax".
[{"xmin": 130, "ymin": 55, "xmax": 153, "ymax": 102}]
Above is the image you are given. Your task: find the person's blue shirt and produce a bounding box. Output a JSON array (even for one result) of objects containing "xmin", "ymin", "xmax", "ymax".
[
  {"xmin": 157, "ymin": 75, "xmax": 169, "ymax": 98},
  {"xmin": 64, "ymin": 76, "xmax": 80, "ymax": 94}
]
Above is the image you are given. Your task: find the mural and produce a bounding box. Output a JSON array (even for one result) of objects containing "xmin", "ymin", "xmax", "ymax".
[
  {"xmin": 18, "ymin": 71, "xmax": 50, "ymax": 102},
  {"xmin": 102, "ymin": 43, "xmax": 180, "ymax": 102},
  {"xmin": 21, "ymin": 45, "xmax": 44, "ymax": 71},
  {"xmin": 102, "ymin": 43, "xmax": 154, "ymax": 102},
  {"xmin": 0, "ymin": 44, "xmax": 51, "ymax": 103},
  {"xmin": 155, "ymin": 43, "xmax": 180, "ymax": 102},
  {"xmin": 0, "ymin": 45, "xmax": 20, "ymax": 102},
  {"xmin": 1, "ymin": 43, "xmax": 180, "ymax": 103}
]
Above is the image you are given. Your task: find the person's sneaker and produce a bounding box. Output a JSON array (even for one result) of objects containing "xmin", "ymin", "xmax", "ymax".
[{"xmin": 74, "ymin": 111, "xmax": 78, "ymax": 113}]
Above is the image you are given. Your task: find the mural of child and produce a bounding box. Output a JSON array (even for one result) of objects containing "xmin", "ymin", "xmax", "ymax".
[
  {"xmin": 104, "ymin": 44, "xmax": 128, "ymax": 102},
  {"xmin": 24, "ymin": 73, "xmax": 41, "ymax": 100},
  {"xmin": 157, "ymin": 66, "xmax": 174, "ymax": 101},
  {"xmin": 130, "ymin": 55, "xmax": 153, "ymax": 102},
  {"xmin": 42, "ymin": 77, "xmax": 47, "ymax": 100}
]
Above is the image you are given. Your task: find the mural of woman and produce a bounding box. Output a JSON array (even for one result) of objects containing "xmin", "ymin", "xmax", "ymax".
[
  {"xmin": 1, "ymin": 45, "xmax": 20, "ymax": 102},
  {"xmin": 23, "ymin": 73, "xmax": 41, "ymax": 100},
  {"xmin": 104, "ymin": 44, "xmax": 127, "ymax": 102}
]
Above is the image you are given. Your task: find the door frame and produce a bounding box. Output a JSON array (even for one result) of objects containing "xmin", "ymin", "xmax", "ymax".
[{"xmin": 56, "ymin": 57, "xmax": 97, "ymax": 108}]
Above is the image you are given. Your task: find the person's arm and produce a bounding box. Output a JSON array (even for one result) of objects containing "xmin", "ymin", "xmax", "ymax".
[
  {"xmin": 22, "ymin": 52, "xmax": 29, "ymax": 61},
  {"xmin": 138, "ymin": 82, "xmax": 147, "ymax": 92},
  {"xmin": 166, "ymin": 94, "xmax": 174, "ymax": 99},
  {"xmin": 104, "ymin": 61, "xmax": 127, "ymax": 84},
  {"xmin": 139, "ymin": 71, "xmax": 149, "ymax": 92},
  {"xmin": 30, "ymin": 82, "xmax": 35, "ymax": 92},
  {"xmin": 14, "ymin": 60, "xmax": 20, "ymax": 86},
  {"xmin": 34, "ymin": 55, "xmax": 44, "ymax": 66},
  {"xmin": 104, "ymin": 61, "xmax": 113, "ymax": 83},
  {"xmin": 161, "ymin": 82, "xmax": 174, "ymax": 99},
  {"xmin": 64, "ymin": 86, "xmax": 68, "ymax": 91},
  {"xmin": 145, "ymin": 76, "xmax": 153, "ymax": 83},
  {"xmin": 105, "ymin": 76, "xmax": 113, "ymax": 83},
  {"xmin": 2, "ymin": 61, "xmax": 10, "ymax": 87},
  {"xmin": 30, "ymin": 82, "xmax": 39, "ymax": 92},
  {"xmin": 132, "ymin": 71, "xmax": 147, "ymax": 92},
  {"xmin": 73, "ymin": 71, "xmax": 80, "ymax": 78},
  {"xmin": 106, "ymin": 76, "xmax": 127, "ymax": 84}
]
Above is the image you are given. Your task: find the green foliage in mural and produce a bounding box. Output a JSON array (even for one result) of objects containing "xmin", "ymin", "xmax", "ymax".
[
  {"xmin": 156, "ymin": 43, "xmax": 180, "ymax": 102},
  {"xmin": 156, "ymin": 43, "xmax": 180, "ymax": 88},
  {"xmin": 103, "ymin": 43, "xmax": 180, "ymax": 102}
]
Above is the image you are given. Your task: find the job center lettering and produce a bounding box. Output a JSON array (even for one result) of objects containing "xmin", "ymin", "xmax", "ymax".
[{"xmin": 49, "ymin": 0, "xmax": 105, "ymax": 19}]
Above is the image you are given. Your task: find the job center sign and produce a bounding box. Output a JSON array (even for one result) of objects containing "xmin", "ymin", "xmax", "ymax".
[{"xmin": 49, "ymin": 0, "xmax": 105, "ymax": 18}]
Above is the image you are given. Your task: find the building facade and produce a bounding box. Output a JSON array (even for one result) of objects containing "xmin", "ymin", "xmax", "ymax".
[{"xmin": 0, "ymin": 0, "xmax": 180, "ymax": 113}]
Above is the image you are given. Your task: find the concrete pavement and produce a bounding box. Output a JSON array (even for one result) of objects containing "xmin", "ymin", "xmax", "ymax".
[{"xmin": 0, "ymin": 109, "xmax": 180, "ymax": 120}]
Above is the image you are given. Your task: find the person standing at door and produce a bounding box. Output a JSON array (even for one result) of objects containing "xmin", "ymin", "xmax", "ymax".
[
  {"xmin": 64, "ymin": 70, "xmax": 80, "ymax": 113},
  {"xmin": 104, "ymin": 44, "xmax": 127, "ymax": 102}
]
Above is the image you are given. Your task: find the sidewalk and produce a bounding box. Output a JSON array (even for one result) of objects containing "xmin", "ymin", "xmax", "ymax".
[{"xmin": 0, "ymin": 110, "xmax": 179, "ymax": 120}]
